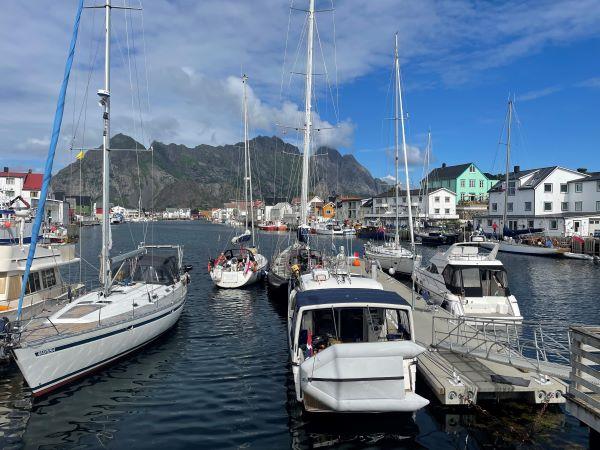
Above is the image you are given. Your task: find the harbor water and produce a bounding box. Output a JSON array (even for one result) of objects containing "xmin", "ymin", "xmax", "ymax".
[{"xmin": 1, "ymin": 221, "xmax": 599, "ymax": 449}]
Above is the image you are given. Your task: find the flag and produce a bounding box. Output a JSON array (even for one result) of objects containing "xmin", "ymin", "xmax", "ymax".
[
  {"xmin": 76, "ymin": 150, "xmax": 84, "ymax": 160},
  {"xmin": 306, "ymin": 330, "xmax": 313, "ymax": 357}
]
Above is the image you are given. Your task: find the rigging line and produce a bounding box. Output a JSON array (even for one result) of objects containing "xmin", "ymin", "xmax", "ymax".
[
  {"xmin": 280, "ymin": 0, "xmax": 294, "ymax": 102},
  {"xmin": 491, "ymin": 105, "xmax": 509, "ymax": 174},
  {"xmin": 314, "ymin": 16, "xmax": 339, "ymax": 123},
  {"xmin": 331, "ymin": 0, "xmax": 339, "ymax": 123},
  {"xmin": 287, "ymin": 13, "xmax": 309, "ymax": 95}
]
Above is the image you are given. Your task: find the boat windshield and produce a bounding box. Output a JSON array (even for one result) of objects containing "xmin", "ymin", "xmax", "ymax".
[
  {"xmin": 442, "ymin": 265, "xmax": 509, "ymax": 297},
  {"xmin": 297, "ymin": 306, "xmax": 411, "ymax": 357},
  {"xmin": 116, "ymin": 250, "xmax": 180, "ymax": 285}
]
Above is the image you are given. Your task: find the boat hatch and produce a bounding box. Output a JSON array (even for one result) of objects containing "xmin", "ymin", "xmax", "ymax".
[
  {"xmin": 58, "ymin": 304, "xmax": 105, "ymax": 319},
  {"xmin": 442, "ymin": 265, "xmax": 510, "ymax": 297}
]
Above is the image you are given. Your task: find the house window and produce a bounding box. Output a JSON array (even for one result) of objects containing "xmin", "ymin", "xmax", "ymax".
[
  {"xmin": 528, "ymin": 220, "xmax": 534, "ymax": 228},
  {"xmin": 597, "ymin": 201, "xmax": 600, "ymax": 212},
  {"xmin": 479, "ymin": 180, "xmax": 484, "ymax": 188},
  {"xmin": 560, "ymin": 184, "xmax": 568, "ymax": 193},
  {"xmin": 460, "ymin": 193, "xmax": 465, "ymax": 201},
  {"xmin": 469, "ymin": 179, "xmax": 475, "ymax": 188},
  {"xmin": 30, "ymin": 191, "xmax": 39, "ymax": 198},
  {"xmin": 561, "ymin": 202, "xmax": 569, "ymax": 211},
  {"xmin": 469, "ymin": 165, "xmax": 475, "ymax": 173},
  {"xmin": 460, "ymin": 179, "xmax": 465, "ymax": 188},
  {"xmin": 507, "ymin": 203, "xmax": 513, "ymax": 212},
  {"xmin": 445, "ymin": 208, "xmax": 450, "ymax": 214},
  {"xmin": 487, "ymin": 219, "xmax": 493, "ymax": 226},
  {"xmin": 434, "ymin": 196, "xmax": 440, "ymax": 203},
  {"xmin": 597, "ymin": 181, "xmax": 600, "ymax": 192},
  {"xmin": 445, "ymin": 196, "xmax": 450, "ymax": 203},
  {"xmin": 575, "ymin": 183, "xmax": 583, "ymax": 193},
  {"xmin": 543, "ymin": 202, "xmax": 552, "ymax": 212},
  {"xmin": 6, "ymin": 177, "xmax": 14, "ymax": 185},
  {"xmin": 575, "ymin": 201, "xmax": 582, "ymax": 212},
  {"xmin": 550, "ymin": 220, "xmax": 558, "ymax": 230},
  {"xmin": 544, "ymin": 183, "xmax": 552, "ymax": 193},
  {"xmin": 508, "ymin": 181, "xmax": 515, "ymax": 196},
  {"xmin": 492, "ymin": 203, "xmax": 498, "ymax": 212},
  {"xmin": 434, "ymin": 208, "xmax": 440, "ymax": 214},
  {"xmin": 524, "ymin": 201, "xmax": 532, "ymax": 211}
]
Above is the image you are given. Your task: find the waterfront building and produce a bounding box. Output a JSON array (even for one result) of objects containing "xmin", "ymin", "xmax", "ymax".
[
  {"xmin": 364, "ymin": 187, "xmax": 458, "ymax": 227},
  {"xmin": 478, "ymin": 166, "xmax": 600, "ymax": 237},
  {"xmin": 163, "ymin": 208, "xmax": 191, "ymax": 220},
  {"xmin": 0, "ymin": 167, "xmax": 43, "ymax": 206},
  {"xmin": 422, "ymin": 163, "xmax": 498, "ymax": 204},
  {"xmin": 335, "ymin": 196, "xmax": 364, "ymax": 222}
]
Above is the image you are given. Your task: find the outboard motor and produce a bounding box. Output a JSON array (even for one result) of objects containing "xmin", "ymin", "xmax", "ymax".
[{"xmin": 297, "ymin": 225, "xmax": 310, "ymax": 244}]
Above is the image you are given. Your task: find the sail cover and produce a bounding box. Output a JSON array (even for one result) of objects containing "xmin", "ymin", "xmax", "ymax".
[{"xmin": 231, "ymin": 230, "xmax": 251, "ymax": 245}]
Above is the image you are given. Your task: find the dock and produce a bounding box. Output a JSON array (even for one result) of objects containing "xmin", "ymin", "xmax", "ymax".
[
  {"xmin": 566, "ymin": 325, "xmax": 600, "ymax": 446},
  {"xmin": 374, "ymin": 270, "xmax": 568, "ymax": 405}
]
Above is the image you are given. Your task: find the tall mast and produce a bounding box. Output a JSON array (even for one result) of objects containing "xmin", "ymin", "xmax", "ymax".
[
  {"xmin": 424, "ymin": 129, "xmax": 431, "ymax": 219},
  {"xmin": 100, "ymin": 0, "xmax": 112, "ymax": 296},
  {"xmin": 393, "ymin": 34, "xmax": 400, "ymax": 246},
  {"xmin": 242, "ymin": 75, "xmax": 249, "ymax": 233},
  {"xmin": 502, "ymin": 99, "xmax": 513, "ymax": 236},
  {"xmin": 395, "ymin": 33, "xmax": 415, "ymax": 252},
  {"xmin": 243, "ymin": 74, "xmax": 256, "ymax": 246},
  {"xmin": 300, "ymin": 0, "xmax": 315, "ymax": 226}
]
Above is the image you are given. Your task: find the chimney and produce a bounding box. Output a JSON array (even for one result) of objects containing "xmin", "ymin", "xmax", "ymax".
[
  {"xmin": 577, "ymin": 167, "xmax": 588, "ymax": 174},
  {"xmin": 28, "ymin": 169, "xmax": 32, "ymax": 173},
  {"xmin": 442, "ymin": 163, "xmax": 447, "ymax": 168},
  {"xmin": 513, "ymin": 165, "xmax": 520, "ymax": 173},
  {"xmin": 3, "ymin": 167, "xmax": 8, "ymax": 173}
]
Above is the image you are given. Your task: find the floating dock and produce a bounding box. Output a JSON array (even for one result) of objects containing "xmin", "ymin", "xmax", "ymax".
[{"xmin": 374, "ymin": 271, "xmax": 568, "ymax": 405}]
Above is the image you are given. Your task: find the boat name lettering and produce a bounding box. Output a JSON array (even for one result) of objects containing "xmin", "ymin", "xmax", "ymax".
[{"xmin": 36, "ymin": 348, "xmax": 56, "ymax": 356}]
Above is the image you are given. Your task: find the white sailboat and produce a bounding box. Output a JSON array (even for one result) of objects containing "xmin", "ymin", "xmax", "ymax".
[
  {"xmin": 364, "ymin": 35, "xmax": 417, "ymax": 276},
  {"xmin": 208, "ymin": 75, "xmax": 268, "ymax": 289},
  {"xmin": 6, "ymin": 0, "xmax": 191, "ymax": 397}
]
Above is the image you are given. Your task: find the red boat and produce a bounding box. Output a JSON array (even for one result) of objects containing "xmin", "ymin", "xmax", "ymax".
[{"xmin": 258, "ymin": 221, "xmax": 287, "ymax": 231}]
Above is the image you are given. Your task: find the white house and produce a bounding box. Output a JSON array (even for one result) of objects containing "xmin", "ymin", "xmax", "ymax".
[
  {"xmin": 335, "ymin": 196, "xmax": 364, "ymax": 222},
  {"xmin": 0, "ymin": 167, "xmax": 43, "ymax": 206},
  {"xmin": 162, "ymin": 208, "xmax": 191, "ymax": 220},
  {"xmin": 364, "ymin": 187, "xmax": 458, "ymax": 226},
  {"xmin": 479, "ymin": 166, "xmax": 600, "ymax": 237}
]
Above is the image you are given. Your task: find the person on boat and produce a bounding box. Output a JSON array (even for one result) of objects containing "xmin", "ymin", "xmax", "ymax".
[
  {"xmin": 215, "ymin": 252, "xmax": 226, "ymax": 266},
  {"xmin": 492, "ymin": 221, "xmax": 498, "ymax": 237}
]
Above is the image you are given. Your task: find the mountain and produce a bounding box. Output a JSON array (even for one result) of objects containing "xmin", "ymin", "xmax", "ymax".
[{"xmin": 51, "ymin": 134, "xmax": 389, "ymax": 209}]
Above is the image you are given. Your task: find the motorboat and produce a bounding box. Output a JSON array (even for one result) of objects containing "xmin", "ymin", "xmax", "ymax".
[
  {"xmin": 356, "ymin": 225, "xmax": 385, "ymax": 240},
  {"xmin": 286, "ymin": 252, "xmax": 429, "ymax": 413},
  {"xmin": 315, "ymin": 220, "xmax": 343, "ymax": 236},
  {"xmin": 258, "ymin": 220, "xmax": 287, "ymax": 231},
  {"xmin": 412, "ymin": 242, "xmax": 522, "ymax": 322},
  {"xmin": 415, "ymin": 227, "xmax": 458, "ymax": 246}
]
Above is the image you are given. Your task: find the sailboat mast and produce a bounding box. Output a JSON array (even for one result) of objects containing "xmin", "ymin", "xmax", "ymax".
[
  {"xmin": 394, "ymin": 36, "xmax": 400, "ymax": 246},
  {"xmin": 424, "ymin": 129, "xmax": 431, "ymax": 219},
  {"xmin": 101, "ymin": 0, "xmax": 112, "ymax": 296},
  {"xmin": 395, "ymin": 33, "xmax": 415, "ymax": 252},
  {"xmin": 300, "ymin": 0, "xmax": 315, "ymax": 226},
  {"xmin": 243, "ymin": 74, "xmax": 256, "ymax": 246},
  {"xmin": 242, "ymin": 75, "xmax": 249, "ymax": 232},
  {"xmin": 502, "ymin": 100, "xmax": 513, "ymax": 236}
]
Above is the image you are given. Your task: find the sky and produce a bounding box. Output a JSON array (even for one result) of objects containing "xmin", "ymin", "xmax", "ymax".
[{"xmin": 1, "ymin": 0, "xmax": 600, "ymax": 185}]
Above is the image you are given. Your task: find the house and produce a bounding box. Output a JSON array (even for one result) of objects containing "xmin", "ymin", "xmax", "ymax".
[
  {"xmin": 422, "ymin": 163, "xmax": 498, "ymax": 204},
  {"xmin": 269, "ymin": 202, "xmax": 293, "ymax": 221},
  {"xmin": 478, "ymin": 166, "xmax": 600, "ymax": 237},
  {"xmin": 335, "ymin": 196, "xmax": 364, "ymax": 222},
  {"xmin": 291, "ymin": 195, "xmax": 324, "ymax": 219},
  {"xmin": 0, "ymin": 167, "xmax": 43, "ymax": 205},
  {"xmin": 364, "ymin": 187, "xmax": 458, "ymax": 227},
  {"xmin": 163, "ymin": 208, "xmax": 191, "ymax": 220}
]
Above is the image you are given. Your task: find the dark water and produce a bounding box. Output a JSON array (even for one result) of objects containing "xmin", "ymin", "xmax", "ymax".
[{"xmin": 0, "ymin": 221, "xmax": 598, "ymax": 449}]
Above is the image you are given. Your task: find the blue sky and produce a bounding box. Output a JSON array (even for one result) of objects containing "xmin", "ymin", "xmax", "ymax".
[{"xmin": 1, "ymin": 0, "xmax": 599, "ymax": 186}]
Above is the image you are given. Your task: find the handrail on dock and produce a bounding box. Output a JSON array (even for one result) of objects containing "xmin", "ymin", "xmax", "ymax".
[{"xmin": 567, "ymin": 326, "xmax": 600, "ymax": 423}]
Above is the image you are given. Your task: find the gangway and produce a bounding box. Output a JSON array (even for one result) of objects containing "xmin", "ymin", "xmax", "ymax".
[{"xmin": 431, "ymin": 316, "xmax": 572, "ymax": 380}]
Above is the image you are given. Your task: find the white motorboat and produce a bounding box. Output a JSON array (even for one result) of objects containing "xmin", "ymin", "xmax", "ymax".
[
  {"xmin": 480, "ymin": 239, "xmax": 567, "ymax": 257},
  {"xmin": 362, "ymin": 34, "xmax": 416, "ymax": 275},
  {"xmin": 412, "ymin": 242, "xmax": 522, "ymax": 322},
  {"xmin": 208, "ymin": 75, "xmax": 268, "ymax": 288},
  {"xmin": 315, "ymin": 220, "xmax": 343, "ymax": 236},
  {"xmin": 5, "ymin": 1, "xmax": 191, "ymax": 396},
  {"xmin": 287, "ymin": 253, "xmax": 429, "ymax": 413}
]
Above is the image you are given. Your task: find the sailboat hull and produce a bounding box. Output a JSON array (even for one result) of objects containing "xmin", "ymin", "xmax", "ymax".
[{"xmin": 13, "ymin": 284, "xmax": 187, "ymax": 397}]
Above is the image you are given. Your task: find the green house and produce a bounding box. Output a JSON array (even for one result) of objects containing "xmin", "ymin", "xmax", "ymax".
[{"xmin": 421, "ymin": 163, "xmax": 498, "ymax": 204}]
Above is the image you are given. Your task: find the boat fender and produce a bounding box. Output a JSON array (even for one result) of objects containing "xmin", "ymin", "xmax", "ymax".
[{"xmin": 388, "ymin": 268, "xmax": 395, "ymax": 276}]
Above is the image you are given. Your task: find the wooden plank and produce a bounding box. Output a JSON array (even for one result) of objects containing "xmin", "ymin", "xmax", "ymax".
[{"xmin": 570, "ymin": 388, "xmax": 600, "ymax": 413}]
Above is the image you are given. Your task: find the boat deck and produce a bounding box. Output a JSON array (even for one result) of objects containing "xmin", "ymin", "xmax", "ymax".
[{"xmin": 345, "ymin": 260, "xmax": 568, "ymax": 405}]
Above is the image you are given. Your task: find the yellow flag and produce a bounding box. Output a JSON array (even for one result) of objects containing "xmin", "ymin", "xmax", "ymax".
[{"xmin": 76, "ymin": 150, "xmax": 84, "ymax": 160}]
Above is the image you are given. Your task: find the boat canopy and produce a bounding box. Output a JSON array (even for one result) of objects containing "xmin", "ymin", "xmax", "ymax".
[{"xmin": 296, "ymin": 288, "xmax": 410, "ymax": 310}]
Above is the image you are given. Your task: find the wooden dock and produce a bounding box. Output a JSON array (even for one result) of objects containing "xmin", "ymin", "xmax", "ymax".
[{"xmin": 374, "ymin": 270, "xmax": 568, "ymax": 405}]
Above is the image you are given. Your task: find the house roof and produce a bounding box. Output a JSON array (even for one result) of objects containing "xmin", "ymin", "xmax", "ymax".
[
  {"xmin": 574, "ymin": 171, "xmax": 600, "ymax": 182},
  {"xmin": 22, "ymin": 173, "xmax": 43, "ymax": 190},
  {"xmin": 424, "ymin": 163, "xmax": 471, "ymax": 182},
  {"xmin": 295, "ymin": 288, "xmax": 410, "ymax": 310},
  {"xmin": 489, "ymin": 167, "xmax": 550, "ymax": 192},
  {"xmin": 374, "ymin": 186, "xmax": 455, "ymax": 198}
]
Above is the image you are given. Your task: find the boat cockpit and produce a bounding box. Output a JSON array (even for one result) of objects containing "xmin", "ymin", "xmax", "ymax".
[{"xmin": 441, "ymin": 264, "xmax": 510, "ymax": 297}]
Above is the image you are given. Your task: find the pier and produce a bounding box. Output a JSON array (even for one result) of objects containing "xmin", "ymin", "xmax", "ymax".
[
  {"xmin": 566, "ymin": 325, "xmax": 600, "ymax": 446},
  {"xmin": 372, "ymin": 270, "xmax": 569, "ymax": 405}
]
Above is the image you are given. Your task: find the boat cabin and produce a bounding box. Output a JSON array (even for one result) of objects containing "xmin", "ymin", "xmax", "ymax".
[{"xmin": 437, "ymin": 264, "xmax": 510, "ymax": 298}]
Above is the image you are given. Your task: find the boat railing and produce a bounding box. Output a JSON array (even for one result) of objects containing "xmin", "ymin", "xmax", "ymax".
[{"xmin": 431, "ymin": 316, "xmax": 572, "ymax": 380}]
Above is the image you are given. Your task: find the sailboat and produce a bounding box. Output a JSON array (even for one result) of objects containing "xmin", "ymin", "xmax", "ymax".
[
  {"xmin": 267, "ymin": 0, "xmax": 322, "ymax": 292},
  {"xmin": 364, "ymin": 35, "xmax": 417, "ymax": 276},
  {"xmin": 4, "ymin": 0, "xmax": 191, "ymax": 397},
  {"xmin": 208, "ymin": 75, "xmax": 268, "ymax": 289},
  {"xmin": 479, "ymin": 100, "xmax": 566, "ymax": 257}
]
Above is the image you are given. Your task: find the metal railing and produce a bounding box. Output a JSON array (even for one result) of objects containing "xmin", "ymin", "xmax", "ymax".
[
  {"xmin": 568, "ymin": 326, "xmax": 600, "ymax": 411},
  {"xmin": 432, "ymin": 316, "xmax": 572, "ymax": 379}
]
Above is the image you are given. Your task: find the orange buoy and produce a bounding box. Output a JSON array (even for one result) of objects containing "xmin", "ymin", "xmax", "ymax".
[
  {"xmin": 3, "ymin": 221, "xmax": 11, "ymax": 228},
  {"xmin": 352, "ymin": 258, "xmax": 361, "ymax": 267}
]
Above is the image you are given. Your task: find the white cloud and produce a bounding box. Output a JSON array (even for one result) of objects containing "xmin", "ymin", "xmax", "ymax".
[{"xmin": 517, "ymin": 86, "xmax": 562, "ymax": 102}]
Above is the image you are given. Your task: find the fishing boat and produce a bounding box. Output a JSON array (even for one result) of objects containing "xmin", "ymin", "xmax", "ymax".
[
  {"xmin": 258, "ymin": 220, "xmax": 287, "ymax": 231},
  {"xmin": 356, "ymin": 224, "xmax": 385, "ymax": 240},
  {"xmin": 364, "ymin": 35, "xmax": 416, "ymax": 276},
  {"xmin": 287, "ymin": 247, "xmax": 429, "ymax": 413},
  {"xmin": 314, "ymin": 220, "xmax": 343, "ymax": 235},
  {"xmin": 208, "ymin": 75, "xmax": 268, "ymax": 288},
  {"xmin": 4, "ymin": 0, "xmax": 191, "ymax": 396},
  {"xmin": 412, "ymin": 242, "xmax": 522, "ymax": 322}
]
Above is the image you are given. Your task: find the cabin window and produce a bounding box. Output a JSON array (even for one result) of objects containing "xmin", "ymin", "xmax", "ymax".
[
  {"xmin": 25, "ymin": 272, "xmax": 42, "ymax": 294},
  {"xmin": 41, "ymin": 269, "xmax": 56, "ymax": 289},
  {"xmin": 442, "ymin": 266, "xmax": 509, "ymax": 297}
]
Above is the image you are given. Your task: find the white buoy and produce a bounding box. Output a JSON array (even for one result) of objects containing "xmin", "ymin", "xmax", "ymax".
[{"xmin": 388, "ymin": 268, "xmax": 395, "ymax": 276}]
